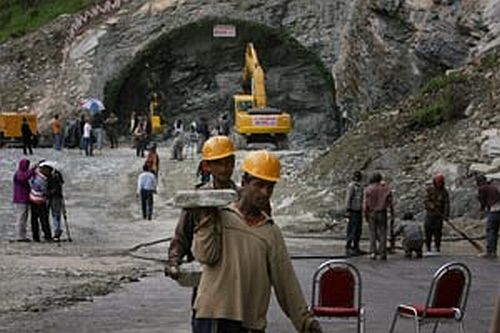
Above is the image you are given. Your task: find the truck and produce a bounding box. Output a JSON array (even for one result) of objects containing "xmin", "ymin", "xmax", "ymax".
[
  {"xmin": 232, "ymin": 43, "xmax": 292, "ymax": 149},
  {"xmin": 0, "ymin": 112, "xmax": 38, "ymax": 147}
]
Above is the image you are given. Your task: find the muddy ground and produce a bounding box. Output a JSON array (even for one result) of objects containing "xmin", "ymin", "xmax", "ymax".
[
  {"xmin": 0, "ymin": 145, "xmax": 323, "ymax": 317},
  {"xmin": 0, "ymin": 145, "xmax": 498, "ymax": 332}
]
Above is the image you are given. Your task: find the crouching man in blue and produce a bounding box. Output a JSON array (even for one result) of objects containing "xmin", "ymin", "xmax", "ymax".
[{"xmin": 192, "ymin": 150, "xmax": 322, "ymax": 333}]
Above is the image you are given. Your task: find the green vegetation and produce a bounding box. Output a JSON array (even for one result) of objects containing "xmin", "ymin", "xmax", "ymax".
[
  {"xmin": 420, "ymin": 72, "xmax": 467, "ymax": 94},
  {"xmin": 411, "ymin": 83, "xmax": 469, "ymax": 129},
  {"xmin": 0, "ymin": 0, "xmax": 94, "ymax": 43},
  {"xmin": 480, "ymin": 52, "xmax": 500, "ymax": 70}
]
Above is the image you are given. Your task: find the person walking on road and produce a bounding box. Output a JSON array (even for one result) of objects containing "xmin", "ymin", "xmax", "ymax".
[
  {"xmin": 134, "ymin": 119, "xmax": 147, "ymax": 158},
  {"xmin": 92, "ymin": 113, "xmax": 104, "ymax": 152},
  {"xmin": 345, "ymin": 170, "xmax": 365, "ymax": 256},
  {"xmin": 423, "ymin": 173, "xmax": 450, "ymax": 253},
  {"xmin": 166, "ymin": 136, "xmax": 238, "ymax": 330},
  {"xmin": 144, "ymin": 142, "xmax": 160, "ymax": 176},
  {"xmin": 137, "ymin": 165, "xmax": 157, "ymax": 220},
  {"xmin": 12, "ymin": 159, "xmax": 35, "ymax": 241},
  {"xmin": 82, "ymin": 119, "xmax": 93, "ymax": 156},
  {"xmin": 363, "ymin": 172, "xmax": 394, "ymax": 260},
  {"xmin": 105, "ymin": 112, "xmax": 119, "ymax": 148},
  {"xmin": 51, "ymin": 114, "xmax": 62, "ymax": 151},
  {"xmin": 47, "ymin": 167, "xmax": 66, "ymax": 241},
  {"xmin": 191, "ymin": 150, "xmax": 323, "ymax": 333},
  {"xmin": 477, "ymin": 175, "xmax": 500, "ymax": 258},
  {"xmin": 21, "ymin": 117, "xmax": 34, "ymax": 155},
  {"xmin": 29, "ymin": 164, "xmax": 52, "ymax": 242}
]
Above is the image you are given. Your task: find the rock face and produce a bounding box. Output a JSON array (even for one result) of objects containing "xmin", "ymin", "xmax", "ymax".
[
  {"xmin": 0, "ymin": 0, "xmax": 500, "ymax": 146},
  {"xmin": 290, "ymin": 54, "xmax": 500, "ymax": 220}
]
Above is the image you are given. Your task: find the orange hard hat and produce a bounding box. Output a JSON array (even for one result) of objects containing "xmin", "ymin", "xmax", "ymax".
[
  {"xmin": 202, "ymin": 136, "xmax": 235, "ymax": 161},
  {"xmin": 241, "ymin": 150, "xmax": 280, "ymax": 182}
]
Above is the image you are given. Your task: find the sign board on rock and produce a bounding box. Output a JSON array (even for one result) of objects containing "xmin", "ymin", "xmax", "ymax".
[{"xmin": 213, "ymin": 25, "xmax": 236, "ymax": 37}]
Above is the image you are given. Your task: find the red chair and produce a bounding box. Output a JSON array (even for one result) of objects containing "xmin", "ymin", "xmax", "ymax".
[
  {"xmin": 310, "ymin": 260, "xmax": 365, "ymax": 333},
  {"xmin": 389, "ymin": 261, "xmax": 471, "ymax": 333}
]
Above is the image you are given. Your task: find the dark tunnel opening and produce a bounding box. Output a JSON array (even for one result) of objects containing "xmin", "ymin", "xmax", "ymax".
[{"xmin": 103, "ymin": 17, "xmax": 338, "ymax": 146}]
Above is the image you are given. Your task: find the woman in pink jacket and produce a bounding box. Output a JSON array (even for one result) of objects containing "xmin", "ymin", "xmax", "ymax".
[{"xmin": 12, "ymin": 159, "xmax": 35, "ymax": 241}]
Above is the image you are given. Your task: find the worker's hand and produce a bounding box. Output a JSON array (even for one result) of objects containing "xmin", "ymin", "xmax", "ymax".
[
  {"xmin": 188, "ymin": 207, "xmax": 218, "ymax": 226},
  {"xmin": 165, "ymin": 264, "xmax": 180, "ymax": 280},
  {"xmin": 307, "ymin": 319, "xmax": 323, "ymax": 333}
]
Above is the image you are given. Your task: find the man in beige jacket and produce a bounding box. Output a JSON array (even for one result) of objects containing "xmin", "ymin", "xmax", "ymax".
[{"xmin": 192, "ymin": 150, "xmax": 322, "ymax": 333}]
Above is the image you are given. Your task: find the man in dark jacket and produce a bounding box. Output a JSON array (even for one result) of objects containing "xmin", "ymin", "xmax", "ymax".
[
  {"xmin": 47, "ymin": 168, "xmax": 66, "ymax": 241},
  {"xmin": 477, "ymin": 175, "xmax": 500, "ymax": 258},
  {"xmin": 21, "ymin": 117, "xmax": 34, "ymax": 155},
  {"xmin": 424, "ymin": 174, "xmax": 450, "ymax": 253},
  {"xmin": 345, "ymin": 170, "xmax": 364, "ymax": 256}
]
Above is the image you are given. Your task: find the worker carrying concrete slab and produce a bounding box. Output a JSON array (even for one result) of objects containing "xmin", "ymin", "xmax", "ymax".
[
  {"xmin": 166, "ymin": 136, "xmax": 239, "ymax": 330},
  {"xmin": 191, "ymin": 150, "xmax": 322, "ymax": 333}
]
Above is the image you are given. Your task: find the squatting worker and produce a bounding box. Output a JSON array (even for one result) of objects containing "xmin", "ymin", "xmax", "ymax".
[
  {"xmin": 192, "ymin": 150, "xmax": 323, "ymax": 333},
  {"xmin": 165, "ymin": 136, "xmax": 238, "ymax": 327}
]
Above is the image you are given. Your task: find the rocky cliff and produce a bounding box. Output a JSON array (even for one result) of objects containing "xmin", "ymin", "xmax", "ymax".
[{"xmin": 1, "ymin": 0, "xmax": 499, "ymax": 146}]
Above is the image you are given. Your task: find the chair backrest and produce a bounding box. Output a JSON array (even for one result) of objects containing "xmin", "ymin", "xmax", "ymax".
[
  {"xmin": 311, "ymin": 260, "xmax": 361, "ymax": 309},
  {"xmin": 425, "ymin": 262, "xmax": 471, "ymax": 317}
]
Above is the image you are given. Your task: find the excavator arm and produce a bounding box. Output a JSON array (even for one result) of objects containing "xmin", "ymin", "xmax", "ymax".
[{"xmin": 242, "ymin": 43, "xmax": 267, "ymax": 108}]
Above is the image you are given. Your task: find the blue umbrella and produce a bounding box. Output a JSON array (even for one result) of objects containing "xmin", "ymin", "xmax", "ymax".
[{"xmin": 80, "ymin": 97, "xmax": 105, "ymax": 116}]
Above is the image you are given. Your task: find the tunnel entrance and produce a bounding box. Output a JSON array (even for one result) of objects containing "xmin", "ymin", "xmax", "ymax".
[{"xmin": 103, "ymin": 18, "xmax": 337, "ymax": 145}]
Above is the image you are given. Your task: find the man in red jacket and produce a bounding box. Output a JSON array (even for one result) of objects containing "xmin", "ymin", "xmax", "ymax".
[{"xmin": 363, "ymin": 172, "xmax": 394, "ymax": 260}]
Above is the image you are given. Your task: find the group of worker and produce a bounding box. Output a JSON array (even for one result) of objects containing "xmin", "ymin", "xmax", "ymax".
[
  {"xmin": 12, "ymin": 159, "xmax": 66, "ymax": 242},
  {"xmin": 166, "ymin": 135, "xmax": 323, "ymax": 333},
  {"xmin": 345, "ymin": 169, "xmax": 500, "ymax": 260},
  {"xmin": 161, "ymin": 135, "xmax": 499, "ymax": 332}
]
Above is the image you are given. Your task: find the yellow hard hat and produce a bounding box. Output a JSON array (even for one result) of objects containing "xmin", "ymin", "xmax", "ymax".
[
  {"xmin": 241, "ymin": 150, "xmax": 280, "ymax": 182},
  {"xmin": 202, "ymin": 136, "xmax": 236, "ymax": 161}
]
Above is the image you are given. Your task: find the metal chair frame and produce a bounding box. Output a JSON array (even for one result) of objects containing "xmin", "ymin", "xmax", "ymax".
[
  {"xmin": 310, "ymin": 259, "xmax": 365, "ymax": 333},
  {"xmin": 389, "ymin": 261, "xmax": 471, "ymax": 333}
]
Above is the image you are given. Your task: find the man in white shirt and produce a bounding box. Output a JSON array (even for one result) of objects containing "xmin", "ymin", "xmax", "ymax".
[
  {"xmin": 137, "ymin": 165, "xmax": 157, "ymax": 220},
  {"xmin": 82, "ymin": 120, "xmax": 93, "ymax": 156}
]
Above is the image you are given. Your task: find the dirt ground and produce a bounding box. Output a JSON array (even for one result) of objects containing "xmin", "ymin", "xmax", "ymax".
[{"xmin": 0, "ymin": 145, "xmax": 498, "ymax": 332}]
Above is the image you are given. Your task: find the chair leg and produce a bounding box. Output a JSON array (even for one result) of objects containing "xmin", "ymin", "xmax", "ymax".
[
  {"xmin": 414, "ymin": 317, "xmax": 420, "ymax": 333},
  {"xmin": 459, "ymin": 321, "xmax": 465, "ymax": 333},
  {"xmin": 389, "ymin": 311, "xmax": 399, "ymax": 333},
  {"xmin": 432, "ymin": 320, "xmax": 440, "ymax": 333},
  {"xmin": 359, "ymin": 308, "xmax": 365, "ymax": 333}
]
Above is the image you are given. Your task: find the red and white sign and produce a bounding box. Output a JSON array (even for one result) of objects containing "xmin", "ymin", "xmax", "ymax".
[
  {"xmin": 252, "ymin": 116, "xmax": 278, "ymax": 127},
  {"xmin": 213, "ymin": 25, "xmax": 236, "ymax": 38}
]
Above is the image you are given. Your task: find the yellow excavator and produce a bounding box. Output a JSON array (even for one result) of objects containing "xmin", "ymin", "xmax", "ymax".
[
  {"xmin": 232, "ymin": 43, "xmax": 291, "ymax": 149},
  {"xmin": 149, "ymin": 92, "xmax": 165, "ymax": 136}
]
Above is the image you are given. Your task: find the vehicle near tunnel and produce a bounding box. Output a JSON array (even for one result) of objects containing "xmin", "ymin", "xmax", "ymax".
[
  {"xmin": 0, "ymin": 112, "xmax": 38, "ymax": 147},
  {"xmin": 232, "ymin": 43, "xmax": 291, "ymax": 149}
]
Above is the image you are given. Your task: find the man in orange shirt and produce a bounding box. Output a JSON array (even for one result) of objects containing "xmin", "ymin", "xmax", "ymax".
[{"xmin": 51, "ymin": 114, "xmax": 62, "ymax": 151}]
